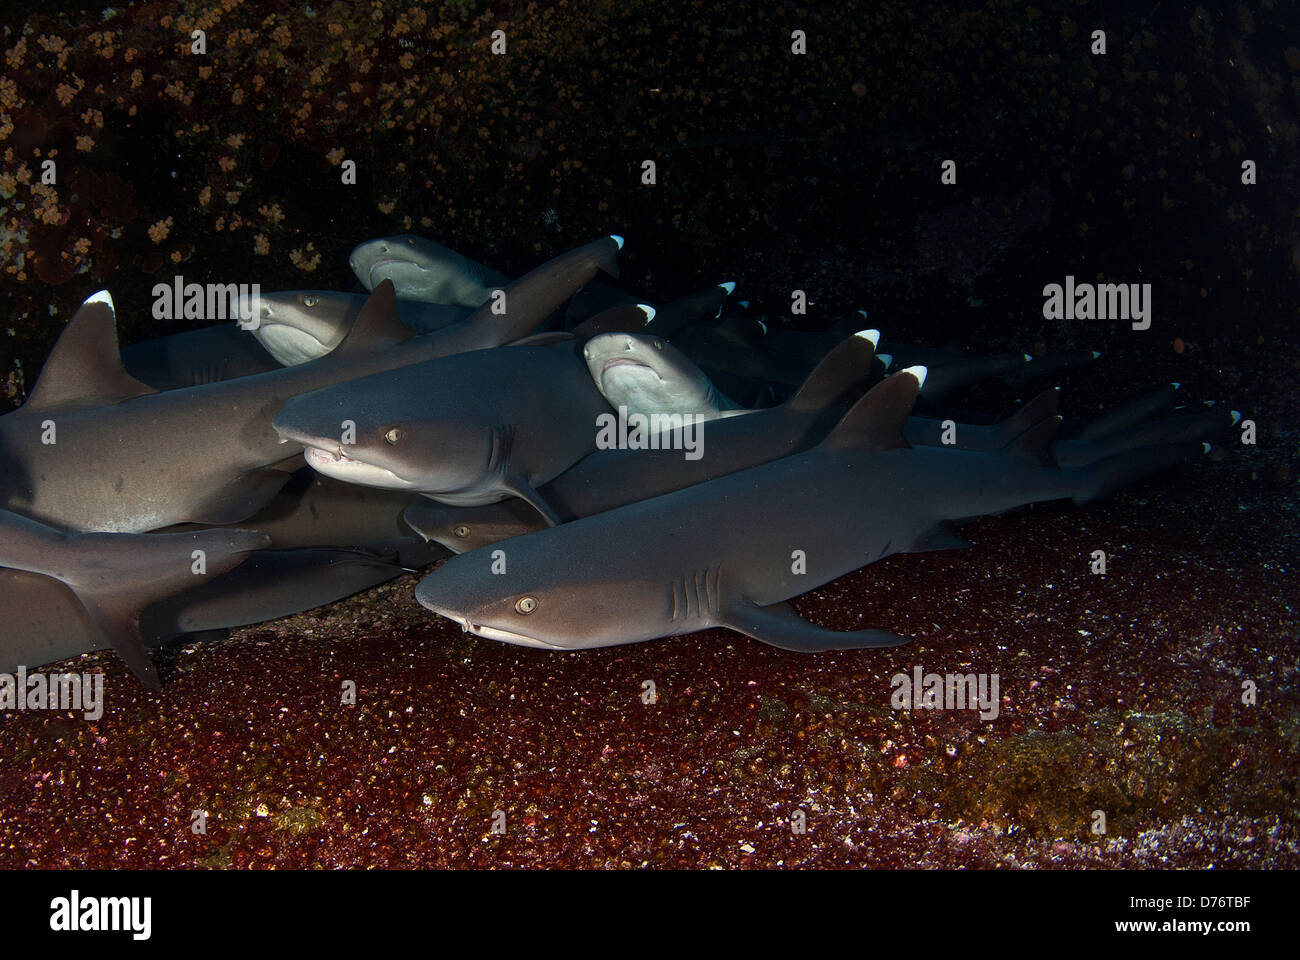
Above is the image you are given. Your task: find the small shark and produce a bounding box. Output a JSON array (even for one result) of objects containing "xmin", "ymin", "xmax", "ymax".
[
  {"xmin": 350, "ymin": 235, "xmax": 512, "ymax": 306},
  {"xmin": 415, "ymin": 366, "xmax": 1213, "ymax": 652},
  {"xmin": 251, "ymin": 291, "xmax": 471, "ymax": 366},
  {"xmin": 273, "ymin": 344, "xmax": 612, "ymax": 524},
  {"xmin": 582, "ymin": 332, "xmax": 751, "ymax": 421}
]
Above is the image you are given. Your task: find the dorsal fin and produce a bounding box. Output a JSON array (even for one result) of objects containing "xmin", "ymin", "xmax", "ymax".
[
  {"xmin": 716, "ymin": 312, "xmax": 765, "ymax": 344},
  {"xmin": 821, "ymin": 365, "xmax": 925, "ymax": 451},
  {"xmin": 998, "ymin": 387, "xmax": 1061, "ymax": 442},
  {"xmin": 1004, "ymin": 414, "xmax": 1065, "ymax": 465},
  {"xmin": 332, "ymin": 280, "xmax": 412, "ymax": 357},
  {"xmin": 571, "ymin": 303, "xmax": 653, "ymax": 341},
  {"xmin": 26, "ymin": 292, "xmax": 158, "ymax": 411},
  {"xmin": 786, "ymin": 329, "xmax": 878, "ymax": 413}
]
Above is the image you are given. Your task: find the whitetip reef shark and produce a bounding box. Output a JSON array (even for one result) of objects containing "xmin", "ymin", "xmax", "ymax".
[
  {"xmin": 0, "ymin": 236, "xmax": 621, "ymax": 533},
  {"xmin": 272, "ymin": 342, "xmax": 613, "ymax": 525},
  {"xmin": 350, "ymin": 234, "xmax": 513, "ymax": 307},
  {"xmin": 582, "ymin": 331, "xmax": 751, "ymax": 421},
  {"xmin": 414, "ymin": 365, "xmax": 1215, "ymax": 652}
]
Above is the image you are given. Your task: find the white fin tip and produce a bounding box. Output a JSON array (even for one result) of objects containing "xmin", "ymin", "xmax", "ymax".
[
  {"xmin": 85, "ymin": 290, "xmax": 114, "ymax": 310},
  {"xmin": 856, "ymin": 329, "xmax": 881, "ymax": 347},
  {"xmin": 636, "ymin": 304, "xmax": 656, "ymax": 323},
  {"xmin": 610, "ymin": 234, "xmax": 625, "ymax": 249},
  {"xmin": 900, "ymin": 364, "xmax": 927, "ymax": 388}
]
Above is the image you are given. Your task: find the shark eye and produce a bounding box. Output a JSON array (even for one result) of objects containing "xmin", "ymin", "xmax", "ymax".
[
  {"xmin": 405, "ymin": 238, "xmax": 416, "ymax": 246},
  {"xmin": 453, "ymin": 524, "xmax": 470, "ymax": 539},
  {"xmin": 515, "ymin": 596, "xmax": 537, "ymax": 615},
  {"xmin": 384, "ymin": 426, "xmax": 404, "ymax": 445},
  {"xmin": 301, "ymin": 294, "xmax": 319, "ymax": 307},
  {"xmin": 652, "ymin": 339, "xmax": 663, "ymax": 350}
]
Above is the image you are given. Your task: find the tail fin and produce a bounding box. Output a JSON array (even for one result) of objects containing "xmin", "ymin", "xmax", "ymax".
[
  {"xmin": 919, "ymin": 352, "xmax": 1030, "ymax": 400},
  {"xmin": 463, "ymin": 235, "xmax": 623, "ymax": 346},
  {"xmin": 0, "ymin": 511, "xmax": 269, "ymax": 689},
  {"xmin": 1070, "ymin": 383, "xmax": 1181, "ymax": 443},
  {"xmin": 1055, "ymin": 406, "xmax": 1236, "ymax": 469},
  {"xmin": 820, "ymin": 366, "xmax": 925, "ymax": 452},
  {"xmin": 786, "ymin": 329, "xmax": 879, "ymax": 414},
  {"xmin": 1071, "ymin": 442, "xmax": 1209, "ymax": 505},
  {"xmin": 643, "ymin": 284, "xmax": 733, "ymax": 338}
]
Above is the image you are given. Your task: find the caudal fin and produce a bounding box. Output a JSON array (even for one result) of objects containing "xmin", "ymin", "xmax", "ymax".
[
  {"xmin": 1070, "ymin": 441, "xmax": 1210, "ymax": 505},
  {"xmin": 0, "ymin": 511, "xmax": 270, "ymax": 690}
]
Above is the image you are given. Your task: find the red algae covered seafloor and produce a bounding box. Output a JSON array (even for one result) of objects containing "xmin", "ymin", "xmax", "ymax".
[{"xmin": 0, "ymin": 451, "xmax": 1295, "ymax": 869}]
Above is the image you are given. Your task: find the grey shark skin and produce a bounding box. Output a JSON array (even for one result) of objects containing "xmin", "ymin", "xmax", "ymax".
[
  {"xmin": 415, "ymin": 367, "xmax": 1212, "ymax": 653},
  {"xmin": 641, "ymin": 283, "xmax": 736, "ymax": 338},
  {"xmin": 350, "ymin": 235, "xmax": 512, "ymax": 307},
  {"xmin": 273, "ymin": 344, "xmax": 612, "ymax": 524},
  {"xmin": 0, "ymin": 238, "xmax": 620, "ymax": 533},
  {"xmin": 583, "ymin": 332, "xmax": 748, "ymax": 420},
  {"xmin": 0, "ymin": 509, "xmax": 269, "ymax": 688},
  {"xmin": 121, "ymin": 323, "xmax": 281, "ymax": 389},
  {"xmin": 0, "ymin": 542, "xmax": 437, "ymax": 681},
  {"xmin": 252, "ymin": 291, "xmax": 471, "ymax": 366},
  {"xmin": 403, "ymin": 330, "xmax": 886, "ymax": 552}
]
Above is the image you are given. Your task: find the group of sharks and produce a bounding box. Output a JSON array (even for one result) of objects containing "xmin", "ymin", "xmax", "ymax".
[{"xmin": 1, "ymin": 232, "xmax": 1236, "ymax": 688}]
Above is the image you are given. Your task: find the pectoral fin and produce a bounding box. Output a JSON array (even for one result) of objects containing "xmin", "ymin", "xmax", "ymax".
[
  {"xmin": 502, "ymin": 477, "xmax": 562, "ymax": 527},
  {"xmin": 722, "ymin": 599, "xmax": 911, "ymax": 652}
]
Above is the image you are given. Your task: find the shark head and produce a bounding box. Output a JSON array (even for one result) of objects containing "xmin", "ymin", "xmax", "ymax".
[
  {"xmin": 271, "ymin": 367, "xmax": 492, "ymax": 494},
  {"xmin": 251, "ymin": 291, "xmax": 359, "ymax": 366},
  {"xmin": 349, "ymin": 235, "xmax": 449, "ymax": 299},
  {"xmin": 402, "ymin": 499, "xmax": 546, "ymax": 554},
  {"xmin": 415, "ymin": 541, "xmax": 669, "ymax": 650},
  {"xmin": 582, "ymin": 332, "xmax": 730, "ymax": 417}
]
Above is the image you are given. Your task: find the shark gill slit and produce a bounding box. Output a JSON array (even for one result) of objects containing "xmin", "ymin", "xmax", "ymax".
[{"xmin": 671, "ymin": 565, "xmax": 722, "ymax": 623}]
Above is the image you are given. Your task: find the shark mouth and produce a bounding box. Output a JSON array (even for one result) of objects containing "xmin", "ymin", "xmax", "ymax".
[
  {"xmin": 432, "ymin": 608, "xmax": 563, "ymax": 649},
  {"xmin": 304, "ymin": 444, "xmax": 359, "ymax": 467},
  {"xmin": 600, "ymin": 356, "xmax": 662, "ymax": 382},
  {"xmin": 369, "ymin": 258, "xmax": 425, "ymax": 283},
  {"xmin": 468, "ymin": 620, "xmax": 564, "ymax": 650},
  {"xmin": 298, "ymin": 441, "xmax": 420, "ymax": 490}
]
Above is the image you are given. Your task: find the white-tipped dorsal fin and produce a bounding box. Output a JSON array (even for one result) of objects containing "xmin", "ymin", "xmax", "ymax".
[
  {"xmin": 637, "ymin": 304, "xmax": 656, "ymax": 323},
  {"xmin": 857, "ymin": 329, "xmax": 881, "ymax": 348},
  {"xmin": 26, "ymin": 291, "xmax": 157, "ymax": 411},
  {"xmin": 821, "ymin": 367, "xmax": 923, "ymax": 452}
]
